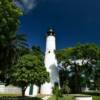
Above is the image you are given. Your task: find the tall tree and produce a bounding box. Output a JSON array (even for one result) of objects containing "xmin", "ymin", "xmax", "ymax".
[
  {"xmin": 0, "ymin": 0, "xmax": 29, "ymax": 82},
  {"xmin": 0, "ymin": 33, "xmax": 28, "ymax": 82},
  {"xmin": 0, "ymin": 0, "xmax": 22, "ymax": 67},
  {"xmin": 70, "ymin": 43, "xmax": 100, "ymax": 92}
]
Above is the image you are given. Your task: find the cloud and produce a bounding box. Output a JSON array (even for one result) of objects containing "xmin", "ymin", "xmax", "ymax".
[
  {"xmin": 14, "ymin": 0, "xmax": 40, "ymax": 13},
  {"xmin": 14, "ymin": 0, "xmax": 63, "ymax": 14}
]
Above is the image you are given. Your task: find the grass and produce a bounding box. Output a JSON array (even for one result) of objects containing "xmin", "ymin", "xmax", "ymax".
[
  {"xmin": 0, "ymin": 94, "xmax": 42, "ymax": 100},
  {"xmin": 48, "ymin": 95, "xmax": 100, "ymax": 100},
  {"xmin": 0, "ymin": 93, "xmax": 47, "ymax": 100},
  {"xmin": 0, "ymin": 94, "xmax": 21, "ymax": 97},
  {"xmin": 48, "ymin": 95, "xmax": 73, "ymax": 100},
  {"xmin": 93, "ymin": 96, "xmax": 100, "ymax": 100}
]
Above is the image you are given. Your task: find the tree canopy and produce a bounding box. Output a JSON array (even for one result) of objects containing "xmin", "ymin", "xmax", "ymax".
[
  {"xmin": 56, "ymin": 43, "xmax": 100, "ymax": 61},
  {"xmin": 0, "ymin": 0, "xmax": 22, "ymax": 37},
  {"xmin": 57, "ymin": 43, "xmax": 100, "ymax": 93},
  {"xmin": 9, "ymin": 47, "xmax": 49, "ymax": 96}
]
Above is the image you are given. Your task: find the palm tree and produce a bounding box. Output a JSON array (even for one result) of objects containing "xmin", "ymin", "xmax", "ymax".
[{"xmin": 0, "ymin": 33, "xmax": 28, "ymax": 82}]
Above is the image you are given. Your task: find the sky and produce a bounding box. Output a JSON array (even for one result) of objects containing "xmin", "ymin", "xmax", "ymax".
[{"xmin": 17, "ymin": 0, "xmax": 100, "ymax": 51}]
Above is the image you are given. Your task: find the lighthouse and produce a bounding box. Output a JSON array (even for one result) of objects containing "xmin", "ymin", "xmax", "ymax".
[{"xmin": 41, "ymin": 28, "xmax": 59, "ymax": 95}]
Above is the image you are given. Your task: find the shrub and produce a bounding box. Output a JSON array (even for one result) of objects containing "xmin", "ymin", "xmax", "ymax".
[
  {"xmin": 52, "ymin": 82, "xmax": 63, "ymax": 100},
  {"xmin": 62, "ymin": 80, "xmax": 70, "ymax": 95}
]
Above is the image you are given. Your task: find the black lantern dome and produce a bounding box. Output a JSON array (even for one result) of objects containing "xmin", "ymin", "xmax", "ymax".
[{"xmin": 47, "ymin": 28, "xmax": 55, "ymax": 36}]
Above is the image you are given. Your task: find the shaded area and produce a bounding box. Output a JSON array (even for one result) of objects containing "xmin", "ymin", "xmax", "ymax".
[
  {"xmin": 48, "ymin": 94, "xmax": 100, "ymax": 100},
  {"xmin": 0, "ymin": 96, "xmax": 42, "ymax": 100},
  {"xmin": 82, "ymin": 92, "xmax": 100, "ymax": 96}
]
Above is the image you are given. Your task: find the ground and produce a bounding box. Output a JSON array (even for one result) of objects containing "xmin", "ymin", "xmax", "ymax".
[{"xmin": 0, "ymin": 94, "xmax": 100, "ymax": 100}]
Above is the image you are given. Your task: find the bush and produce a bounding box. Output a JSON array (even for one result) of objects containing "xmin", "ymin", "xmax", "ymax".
[
  {"xmin": 62, "ymin": 80, "xmax": 70, "ymax": 94},
  {"xmin": 52, "ymin": 82, "xmax": 63, "ymax": 100},
  {"xmin": 58, "ymin": 89, "xmax": 63, "ymax": 97},
  {"xmin": 82, "ymin": 92, "xmax": 100, "ymax": 96}
]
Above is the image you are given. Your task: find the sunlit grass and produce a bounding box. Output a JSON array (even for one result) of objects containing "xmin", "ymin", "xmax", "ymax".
[
  {"xmin": 48, "ymin": 95, "xmax": 73, "ymax": 100},
  {"xmin": 0, "ymin": 94, "xmax": 21, "ymax": 97},
  {"xmin": 0, "ymin": 94, "xmax": 42, "ymax": 100},
  {"xmin": 93, "ymin": 96, "xmax": 100, "ymax": 100}
]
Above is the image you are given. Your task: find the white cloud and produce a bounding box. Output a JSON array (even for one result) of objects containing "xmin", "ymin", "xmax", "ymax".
[
  {"xmin": 15, "ymin": 0, "xmax": 40, "ymax": 13},
  {"xmin": 15, "ymin": 0, "xmax": 62, "ymax": 13}
]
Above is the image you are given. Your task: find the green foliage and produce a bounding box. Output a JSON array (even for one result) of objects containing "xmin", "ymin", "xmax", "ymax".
[
  {"xmin": 95, "ymin": 66, "xmax": 100, "ymax": 90},
  {"xmin": 0, "ymin": 0, "xmax": 25, "ymax": 82},
  {"xmin": 62, "ymin": 80, "xmax": 70, "ymax": 94},
  {"xmin": 56, "ymin": 48, "xmax": 73, "ymax": 61},
  {"xmin": 57, "ymin": 43, "xmax": 100, "ymax": 61},
  {"xmin": 0, "ymin": 33, "xmax": 28, "ymax": 83},
  {"xmin": 0, "ymin": 0, "xmax": 22, "ymax": 36},
  {"xmin": 52, "ymin": 83, "xmax": 63, "ymax": 100},
  {"xmin": 71, "ymin": 43, "xmax": 100, "ymax": 59},
  {"xmin": 57, "ymin": 43, "xmax": 100, "ymax": 93},
  {"xmin": 57, "ymin": 43, "xmax": 100, "ymax": 60},
  {"xmin": 32, "ymin": 45, "xmax": 43, "ymax": 55}
]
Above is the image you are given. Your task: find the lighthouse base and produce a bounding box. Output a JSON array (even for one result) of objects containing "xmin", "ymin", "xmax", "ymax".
[
  {"xmin": 41, "ymin": 82, "xmax": 53, "ymax": 95},
  {"xmin": 25, "ymin": 84, "xmax": 38, "ymax": 97}
]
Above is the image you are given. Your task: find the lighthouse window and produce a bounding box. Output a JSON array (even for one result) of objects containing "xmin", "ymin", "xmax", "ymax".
[{"xmin": 48, "ymin": 51, "xmax": 50, "ymax": 53}]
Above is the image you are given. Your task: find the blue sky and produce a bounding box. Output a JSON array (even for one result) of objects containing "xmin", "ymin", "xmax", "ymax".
[{"xmin": 17, "ymin": 0, "xmax": 100, "ymax": 51}]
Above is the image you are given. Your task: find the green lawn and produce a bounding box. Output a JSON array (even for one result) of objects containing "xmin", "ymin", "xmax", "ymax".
[
  {"xmin": 48, "ymin": 95, "xmax": 73, "ymax": 100},
  {"xmin": 48, "ymin": 95, "xmax": 100, "ymax": 100},
  {"xmin": 93, "ymin": 96, "xmax": 100, "ymax": 100},
  {"xmin": 0, "ymin": 94, "xmax": 42, "ymax": 100},
  {"xmin": 0, "ymin": 94, "xmax": 21, "ymax": 97}
]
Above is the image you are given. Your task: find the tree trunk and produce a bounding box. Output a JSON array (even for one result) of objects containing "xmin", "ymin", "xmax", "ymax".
[
  {"xmin": 74, "ymin": 65, "xmax": 81, "ymax": 93},
  {"xmin": 22, "ymin": 87, "xmax": 26, "ymax": 97},
  {"xmin": 38, "ymin": 85, "xmax": 41, "ymax": 93}
]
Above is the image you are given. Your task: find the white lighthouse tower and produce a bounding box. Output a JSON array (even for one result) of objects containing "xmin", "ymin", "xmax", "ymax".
[{"xmin": 41, "ymin": 28, "xmax": 59, "ymax": 95}]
